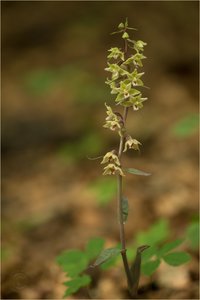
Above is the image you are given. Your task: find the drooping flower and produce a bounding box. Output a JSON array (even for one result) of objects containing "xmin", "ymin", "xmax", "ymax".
[
  {"xmin": 103, "ymin": 163, "xmax": 125, "ymax": 176},
  {"xmin": 133, "ymin": 40, "xmax": 147, "ymax": 52},
  {"xmin": 103, "ymin": 103, "xmax": 121, "ymax": 132},
  {"xmin": 123, "ymin": 137, "xmax": 141, "ymax": 152},
  {"xmin": 105, "ymin": 63, "xmax": 121, "ymax": 80},
  {"xmin": 107, "ymin": 47, "xmax": 124, "ymax": 61},
  {"xmin": 101, "ymin": 151, "xmax": 120, "ymax": 166}
]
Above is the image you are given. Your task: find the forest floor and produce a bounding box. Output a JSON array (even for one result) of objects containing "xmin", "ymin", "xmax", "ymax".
[{"xmin": 2, "ymin": 2, "xmax": 199, "ymax": 299}]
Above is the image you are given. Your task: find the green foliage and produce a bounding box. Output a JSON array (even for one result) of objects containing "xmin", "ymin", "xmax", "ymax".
[
  {"xmin": 100, "ymin": 254, "xmax": 120, "ymax": 270},
  {"xmin": 57, "ymin": 219, "xmax": 193, "ymax": 297},
  {"xmin": 125, "ymin": 168, "xmax": 151, "ymax": 176},
  {"xmin": 63, "ymin": 275, "xmax": 91, "ymax": 297},
  {"xmin": 127, "ymin": 219, "xmax": 191, "ymax": 276},
  {"xmin": 157, "ymin": 239, "xmax": 184, "ymax": 257},
  {"xmin": 56, "ymin": 250, "xmax": 88, "ymax": 277},
  {"xmin": 186, "ymin": 221, "xmax": 199, "ymax": 249},
  {"xmin": 56, "ymin": 237, "xmax": 104, "ymax": 298},
  {"xmin": 92, "ymin": 247, "xmax": 121, "ymax": 267},
  {"xmin": 163, "ymin": 252, "xmax": 191, "ymax": 266},
  {"xmin": 172, "ymin": 114, "xmax": 199, "ymax": 137},
  {"xmin": 136, "ymin": 219, "xmax": 169, "ymax": 246},
  {"xmin": 85, "ymin": 237, "xmax": 105, "ymax": 260},
  {"xmin": 89, "ymin": 177, "xmax": 116, "ymax": 205},
  {"xmin": 141, "ymin": 245, "xmax": 158, "ymax": 263},
  {"xmin": 141, "ymin": 259, "xmax": 161, "ymax": 276}
]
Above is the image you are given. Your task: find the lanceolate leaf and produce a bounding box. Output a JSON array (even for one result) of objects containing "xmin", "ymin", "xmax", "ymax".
[
  {"xmin": 63, "ymin": 275, "xmax": 91, "ymax": 297},
  {"xmin": 91, "ymin": 247, "xmax": 121, "ymax": 267},
  {"xmin": 125, "ymin": 168, "xmax": 151, "ymax": 176},
  {"xmin": 122, "ymin": 197, "xmax": 129, "ymax": 223},
  {"xmin": 85, "ymin": 237, "xmax": 105, "ymax": 260},
  {"xmin": 141, "ymin": 259, "xmax": 160, "ymax": 276},
  {"xmin": 163, "ymin": 252, "xmax": 191, "ymax": 266},
  {"xmin": 158, "ymin": 239, "xmax": 184, "ymax": 258},
  {"xmin": 130, "ymin": 245, "xmax": 150, "ymax": 293}
]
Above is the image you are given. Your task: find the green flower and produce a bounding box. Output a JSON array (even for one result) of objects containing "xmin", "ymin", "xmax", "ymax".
[
  {"xmin": 105, "ymin": 79, "xmax": 119, "ymax": 95},
  {"xmin": 107, "ymin": 47, "xmax": 124, "ymax": 61},
  {"xmin": 101, "ymin": 151, "xmax": 120, "ymax": 166},
  {"xmin": 105, "ymin": 63, "xmax": 121, "ymax": 80},
  {"xmin": 134, "ymin": 40, "xmax": 147, "ymax": 52},
  {"xmin": 123, "ymin": 137, "xmax": 141, "ymax": 152},
  {"xmin": 103, "ymin": 163, "xmax": 125, "ymax": 176},
  {"xmin": 132, "ymin": 95, "xmax": 148, "ymax": 111},
  {"xmin": 132, "ymin": 53, "xmax": 146, "ymax": 67},
  {"xmin": 127, "ymin": 69, "xmax": 144, "ymax": 86},
  {"xmin": 115, "ymin": 84, "xmax": 141, "ymax": 107},
  {"xmin": 103, "ymin": 103, "xmax": 121, "ymax": 131},
  {"xmin": 103, "ymin": 120, "xmax": 121, "ymax": 131}
]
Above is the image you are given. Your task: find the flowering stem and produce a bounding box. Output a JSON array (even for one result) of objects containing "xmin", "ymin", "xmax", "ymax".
[
  {"xmin": 116, "ymin": 29, "xmax": 135, "ymax": 296},
  {"xmin": 117, "ymin": 107, "xmax": 135, "ymax": 297},
  {"xmin": 104, "ymin": 20, "xmax": 148, "ymax": 297}
]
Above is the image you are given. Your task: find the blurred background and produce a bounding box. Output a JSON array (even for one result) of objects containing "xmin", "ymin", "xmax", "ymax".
[{"xmin": 1, "ymin": 1, "xmax": 199, "ymax": 299}]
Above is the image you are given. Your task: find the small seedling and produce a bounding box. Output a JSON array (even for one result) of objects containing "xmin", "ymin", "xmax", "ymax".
[{"xmin": 56, "ymin": 20, "xmax": 191, "ymax": 299}]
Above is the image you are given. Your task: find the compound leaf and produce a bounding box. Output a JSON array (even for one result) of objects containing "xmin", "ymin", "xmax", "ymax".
[
  {"xmin": 158, "ymin": 239, "xmax": 184, "ymax": 258},
  {"xmin": 63, "ymin": 275, "xmax": 91, "ymax": 297},
  {"xmin": 141, "ymin": 259, "xmax": 160, "ymax": 276},
  {"xmin": 163, "ymin": 252, "xmax": 191, "ymax": 266},
  {"xmin": 136, "ymin": 219, "xmax": 169, "ymax": 246},
  {"xmin": 56, "ymin": 250, "xmax": 88, "ymax": 277},
  {"xmin": 85, "ymin": 237, "xmax": 105, "ymax": 260}
]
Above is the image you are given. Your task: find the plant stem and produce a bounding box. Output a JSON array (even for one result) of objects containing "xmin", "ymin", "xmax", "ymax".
[
  {"xmin": 117, "ymin": 30, "xmax": 135, "ymax": 298},
  {"xmin": 117, "ymin": 107, "xmax": 134, "ymax": 297}
]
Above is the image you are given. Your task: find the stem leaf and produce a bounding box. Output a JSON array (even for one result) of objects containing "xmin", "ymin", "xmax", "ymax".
[
  {"xmin": 122, "ymin": 197, "xmax": 129, "ymax": 223},
  {"xmin": 125, "ymin": 168, "xmax": 151, "ymax": 176},
  {"xmin": 91, "ymin": 247, "xmax": 121, "ymax": 267}
]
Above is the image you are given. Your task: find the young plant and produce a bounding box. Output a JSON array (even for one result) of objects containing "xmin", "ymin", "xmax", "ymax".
[{"xmin": 56, "ymin": 20, "xmax": 191, "ymax": 299}]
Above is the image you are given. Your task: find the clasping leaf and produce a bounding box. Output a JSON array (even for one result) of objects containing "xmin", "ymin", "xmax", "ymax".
[
  {"xmin": 122, "ymin": 196, "xmax": 129, "ymax": 223},
  {"xmin": 125, "ymin": 168, "xmax": 151, "ymax": 176},
  {"xmin": 91, "ymin": 247, "xmax": 121, "ymax": 267}
]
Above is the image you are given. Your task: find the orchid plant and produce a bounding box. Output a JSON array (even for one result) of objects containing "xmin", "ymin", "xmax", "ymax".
[
  {"xmin": 56, "ymin": 20, "xmax": 191, "ymax": 299},
  {"xmin": 99, "ymin": 18, "xmax": 150, "ymax": 297}
]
